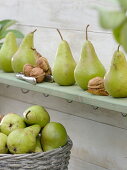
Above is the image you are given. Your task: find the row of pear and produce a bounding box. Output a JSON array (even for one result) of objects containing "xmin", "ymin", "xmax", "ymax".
[
  {"xmin": 0, "ymin": 105, "xmax": 68, "ymax": 154},
  {"xmin": 0, "ymin": 25, "xmax": 126, "ymax": 98}
]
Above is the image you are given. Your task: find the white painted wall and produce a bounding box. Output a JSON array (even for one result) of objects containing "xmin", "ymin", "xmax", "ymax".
[{"xmin": 0, "ymin": 0, "xmax": 126, "ymax": 170}]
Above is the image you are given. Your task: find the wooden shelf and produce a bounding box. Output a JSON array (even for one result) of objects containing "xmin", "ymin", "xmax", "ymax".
[{"xmin": 0, "ymin": 71, "xmax": 127, "ymax": 113}]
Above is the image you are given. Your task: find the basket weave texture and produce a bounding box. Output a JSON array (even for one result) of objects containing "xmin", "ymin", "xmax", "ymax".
[{"xmin": 0, "ymin": 138, "xmax": 73, "ymax": 170}]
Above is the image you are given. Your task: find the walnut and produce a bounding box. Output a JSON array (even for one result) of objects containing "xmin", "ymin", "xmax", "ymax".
[
  {"xmin": 32, "ymin": 48, "xmax": 42, "ymax": 60},
  {"xmin": 30, "ymin": 67, "xmax": 45, "ymax": 83},
  {"xmin": 45, "ymin": 67, "xmax": 52, "ymax": 76},
  {"xmin": 42, "ymin": 57, "xmax": 52, "ymax": 74},
  {"xmin": 36, "ymin": 57, "xmax": 49, "ymax": 72},
  {"xmin": 23, "ymin": 49, "xmax": 52, "ymax": 83},
  {"xmin": 33, "ymin": 49, "xmax": 51, "ymax": 73},
  {"xmin": 87, "ymin": 88, "xmax": 109, "ymax": 96},
  {"xmin": 87, "ymin": 77, "xmax": 109, "ymax": 96},
  {"xmin": 23, "ymin": 64, "xmax": 34, "ymax": 76}
]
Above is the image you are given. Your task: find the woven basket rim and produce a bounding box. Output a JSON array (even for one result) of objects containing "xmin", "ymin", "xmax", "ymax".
[{"xmin": 0, "ymin": 136, "xmax": 73, "ymax": 159}]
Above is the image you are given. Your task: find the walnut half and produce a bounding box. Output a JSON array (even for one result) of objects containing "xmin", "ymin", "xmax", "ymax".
[{"xmin": 87, "ymin": 77, "xmax": 109, "ymax": 96}]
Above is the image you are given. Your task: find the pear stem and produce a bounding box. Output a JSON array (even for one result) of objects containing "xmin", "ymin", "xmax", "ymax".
[
  {"xmin": 57, "ymin": 29, "xmax": 63, "ymax": 40},
  {"xmin": 117, "ymin": 45, "xmax": 120, "ymax": 51},
  {"xmin": 86, "ymin": 25, "xmax": 90, "ymax": 40},
  {"xmin": 31, "ymin": 48, "xmax": 36, "ymax": 51},
  {"xmin": 32, "ymin": 29, "xmax": 37, "ymax": 33},
  {"xmin": 25, "ymin": 110, "xmax": 31, "ymax": 119}
]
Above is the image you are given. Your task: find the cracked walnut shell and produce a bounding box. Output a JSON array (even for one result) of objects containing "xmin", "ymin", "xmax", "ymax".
[
  {"xmin": 87, "ymin": 77, "xmax": 109, "ymax": 96},
  {"xmin": 23, "ymin": 64, "xmax": 34, "ymax": 77},
  {"xmin": 34, "ymin": 49, "xmax": 52, "ymax": 75},
  {"xmin": 36, "ymin": 57, "xmax": 49, "ymax": 72},
  {"xmin": 30, "ymin": 67, "xmax": 45, "ymax": 83}
]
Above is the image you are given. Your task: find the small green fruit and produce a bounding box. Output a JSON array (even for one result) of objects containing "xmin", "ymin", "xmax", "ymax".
[
  {"xmin": 34, "ymin": 136, "xmax": 43, "ymax": 152},
  {"xmin": 41, "ymin": 122, "xmax": 67, "ymax": 152},
  {"xmin": 7, "ymin": 124, "xmax": 41, "ymax": 154},
  {"xmin": 52, "ymin": 29, "xmax": 76, "ymax": 86},
  {"xmin": 104, "ymin": 46, "xmax": 127, "ymax": 97},
  {"xmin": 11, "ymin": 30, "xmax": 36, "ymax": 73},
  {"xmin": 0, "ymin": 113, "xmax": 26, "ymax": 135},
  {"xmin": 23, "ymin": 105, "xmax": 50, "ymax": 128},
  {"xmin": 0, "ymin": 133, "xmax": 8, "ymax": 154},
  {"xmin": 0, "ymin": 32, "xmax": 18, "ymax": 72},
  {"xmin": 74, "ymin": 25, "xmax": 105, "ymax": 90}
]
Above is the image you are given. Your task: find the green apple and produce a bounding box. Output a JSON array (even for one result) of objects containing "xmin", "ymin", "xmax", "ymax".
[
  {"xmin": 0, "ymin": 133, "xmax": 8, "ymax": 153},
  {"xmin": 41, "ymin": 122, "xmax": 68, "ymax": 151},
  {"xmin": 0, "ymin": 113, "xmax": 26, "ymax": 135},
  {"xmin": 23, "ymin": 105, "xmax": 50, "ymax": 128}
]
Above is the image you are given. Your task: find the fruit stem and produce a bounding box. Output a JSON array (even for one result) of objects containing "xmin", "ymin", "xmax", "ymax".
[
  {"xmin": 32, "ymin": 29, "xmax": 37, "ymax": 33},
  {"xmin": 31, "ymin": 48, "xmax": 36, "ymax": 51},
  {"xmin": 26, "ymin": 110, "xmax": 31, "ymax": 119},
  {"xmin": 57, "ymin": 29, "xmax": 63, "ymax": 40},
  {"xmin": 117, "ymin": 45, "xmax": 120, "ymax": 51},
  {"xmin": 86, "ymin": 25, "xmax": 90, "ymax": 40}
]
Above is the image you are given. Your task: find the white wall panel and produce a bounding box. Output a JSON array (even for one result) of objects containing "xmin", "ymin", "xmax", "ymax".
[
  {"xmin": 0, "ymin": 0, "xmax": 118, "ymax": 31},
  {"xmin": 0, "ymin": 84, "xmax": 127, "ymax": 130}
]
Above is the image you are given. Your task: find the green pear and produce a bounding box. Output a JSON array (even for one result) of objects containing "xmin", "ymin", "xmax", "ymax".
[
  {"xmin": 11, "ymin": 30, "xmax": 36, "ymax": 73},
  {"xmin": 0, "ymin": 133, "xmax": 8, "ymax": 154},
  {"xmin": 41, "ymin": 122, "xmax": 67, "ymax": 152},
  {"xmin": 104, "ymin": 46, "xmax": 127, "ymax": 97},
  {"xmin": 23, "ymin": 105, "xmax": 50, "ymax": 128},
  {"xmin": 34, "ymin": 136, "xmax": 43, "ymax": 152},
  {"xmin": 0, "ymin": 113, "xmax": 26, "ymax": 135},
  {"xmin": 0, "ymin": 32, "xmax": 18, "ymax": 72},
  {"xmin": 74, "ymin": 25, "xmax": 106, "ymax": 90},
  {"xmin": 7, "ymin": 124, "xmax": 41, "ymax": 154},
  {"xmin": 52, "ymin": 29, "xmax": 76, "ymax": 86}
]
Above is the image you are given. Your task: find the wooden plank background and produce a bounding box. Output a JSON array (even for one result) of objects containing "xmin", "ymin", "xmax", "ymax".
[{"xmin": 0, "ymin": 0, "xmax": 126, "ymax": 170}]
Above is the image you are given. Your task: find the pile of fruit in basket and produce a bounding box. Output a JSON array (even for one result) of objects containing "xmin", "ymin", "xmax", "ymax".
[{"xmin": 0, "ymin": 105, "xmax": 68, "ymax": 154}]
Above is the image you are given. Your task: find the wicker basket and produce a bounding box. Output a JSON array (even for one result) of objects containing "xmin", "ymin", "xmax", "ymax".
[{"xmin": 0, "ymin": 137, "xmax": 72, "ymax": 170}]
